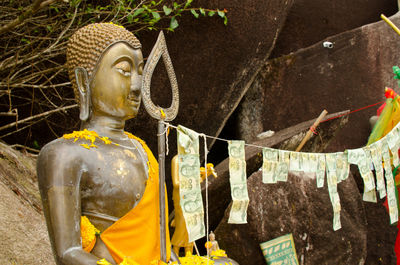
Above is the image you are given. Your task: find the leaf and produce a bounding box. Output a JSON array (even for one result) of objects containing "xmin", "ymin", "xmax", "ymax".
[
  {"xmin": 208, "ymin": 11, "xmax": 216, "ymax": 16},
  {"xmin": 152, "ymin": 12, "xmax": 161, "ymax": 20},
  {"xmin": 170, "ymin": 16, "xmax": 179, "ymax": 30},
  {"xmin": 217, "ymin": 9, "xmax": 225, "ymax": 18},
  {"xmin": 173, "ymin": 2, "xmax": 179, "ymax": 9},
  {"xmin": 127, "ymin": 14, "xmax": 133, "ymax": 23},
  {"xmin": 224, "ymin": 15, "xmax": 228, "ymax": 25},
  {"xmin": 185, "ymin": 0, "xmax": 193, "ymax": 8},
  {"xmin": 199, "ymin": 8, "xmax": 205, "ymax": 15},
  {"xmin": 163, "ymin": 5, "xmax": 172, "ymax": 15},
  {"xmin": 190, "ymin": 9, "xmax": 199, "ymax": 18},
  {"xmin": 133, "ymin": 8, "xmax": 145, "ymax": 17}
]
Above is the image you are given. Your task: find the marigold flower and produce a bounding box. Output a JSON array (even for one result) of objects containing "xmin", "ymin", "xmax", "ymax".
[
  {"xmin": 211, "ymin": 249, "xmax": 227, "ymax": 257},
  {"xmin": 81, "ymin": 216, "xmax": 99, "ymax": 252},
  {"xmin": 205, "ymin": 241, "xmax": 213, "ymax": 249}
]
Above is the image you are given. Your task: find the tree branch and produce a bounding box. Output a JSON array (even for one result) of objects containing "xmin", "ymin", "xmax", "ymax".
[
  {"xmin": 0, "ymin": 104, "xmax": 77, "ymax": 132},
  {"xmin": 0, "ymin": 0, "xmax": 59, "ymax": 35}
]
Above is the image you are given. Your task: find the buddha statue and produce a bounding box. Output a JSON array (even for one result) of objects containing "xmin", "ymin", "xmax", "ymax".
[{"xmin": 37, "ymin": 23, "xmax": 171, "ymax": 265}]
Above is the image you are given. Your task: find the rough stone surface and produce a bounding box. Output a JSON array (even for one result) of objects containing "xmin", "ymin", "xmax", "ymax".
[
  {"xmin": 0, "ymin": 143, "xmax": 54, "ymax": 264},
  {"xmin": 215, "ymin": 171, "xmax": 367, "ymax": 265},
  {"xmin": 127, "ymin": 0, "xmax": 294, "ymax": 156},
  {"xmin": 270, "ymin": 0, "xmax": 398, "ymax": 58},
  {"xmin": 239, "ymin": 12, "xmax": 400, "ymax": 156},
  {"xmin": 0, "ymin": 142, "xmax": 42, "ymax": 212}
]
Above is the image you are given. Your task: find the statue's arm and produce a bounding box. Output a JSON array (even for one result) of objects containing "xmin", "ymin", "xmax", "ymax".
[{"xmin": 37, "ymin": 143, "xmax": 106, "ymax": 265}]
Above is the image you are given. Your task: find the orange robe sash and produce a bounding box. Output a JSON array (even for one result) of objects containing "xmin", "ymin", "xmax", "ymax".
[{"xmin": 100, "ymin": 135, "xmax": 171, "ymax": 264}]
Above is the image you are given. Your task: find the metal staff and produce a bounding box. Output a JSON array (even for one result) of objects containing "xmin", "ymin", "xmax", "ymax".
[{"xmin": 142, "ymin": 31, "xmax": 179, "ymax": 262}]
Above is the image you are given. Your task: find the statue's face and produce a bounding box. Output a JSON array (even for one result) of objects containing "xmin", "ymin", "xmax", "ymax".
[{"xmin": 90, "ymin": 42, "xmax": 143, "ymax": 120}]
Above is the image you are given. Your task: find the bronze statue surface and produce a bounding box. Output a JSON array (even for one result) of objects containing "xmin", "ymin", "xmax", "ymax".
[{"xmin": 37, "ymin": 23, "xmax": 169, "ymax": 265}]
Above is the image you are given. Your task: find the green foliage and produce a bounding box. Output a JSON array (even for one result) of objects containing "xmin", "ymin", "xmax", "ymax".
[{"xmin": 65, "ymin": 0, "xmax": 228, "ymax": 33}]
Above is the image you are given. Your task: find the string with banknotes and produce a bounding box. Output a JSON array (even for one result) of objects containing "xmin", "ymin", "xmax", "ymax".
[{"xmin": 162, "ymin": 106, "xmax": 400, "ymax": 231}]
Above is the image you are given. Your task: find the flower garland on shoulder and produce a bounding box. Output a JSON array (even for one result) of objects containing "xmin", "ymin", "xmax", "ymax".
[{"xmin": 62, "ymin": 129, "xmax": 113, "ymax": 149}]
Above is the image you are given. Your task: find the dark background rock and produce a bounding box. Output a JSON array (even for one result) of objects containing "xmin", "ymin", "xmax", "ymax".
[
  {"xmin": 215, "ymin": 171, "xmax": 367, "ymax": 265},
  {"xmin": 235, "ymin": 12, "xmax": 400, "ymax": 157},
  {"xmin": 270, "ymin": 0, "xmax": 398, "ymax": 58},
  {"xmin": 127, "ymin": 0, "xmax": 294, "ymax": 156}
]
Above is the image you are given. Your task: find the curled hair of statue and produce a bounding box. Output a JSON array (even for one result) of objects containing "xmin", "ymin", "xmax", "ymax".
[{"xmin": 66, "ymin": 22, "xmax": 142, "ymax": 103}]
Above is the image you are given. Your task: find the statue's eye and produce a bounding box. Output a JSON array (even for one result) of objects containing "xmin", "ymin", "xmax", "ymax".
[{"xmin": 115, "ymin": 61, "xmax": 131, "ymax": 77}]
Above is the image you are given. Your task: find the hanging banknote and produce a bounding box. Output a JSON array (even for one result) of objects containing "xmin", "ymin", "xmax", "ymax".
[
  {"xmin": 366, "ymin": 143, "xmax": 386, "ymax": 199},
  {"xmin": 347, "ymin": 148, "xmax": 376, "ymax": 202},
  {"xmin": 325, "ymin": 153, "xmax": 341, "ymax": 231},
  {"xmin": 228, "ymin": 140, "xmax": 249, "ymax": 224},
  {"xmin": 289, "ymin": 152, "xmax": 301, "ymax": 171},
  {"xmin": 300, "ymin": 152, "xmax": 310, "ymax": 172},
  {"xmin": 262, "ymin": 148, "xmax": 278, "ymax": 184},
  {"xmin": 316, "ymin": 154, "xmax": 326, "ymax": 188},
  {"xmin": 277, "ymin": 150, "xmax": 290, "ymax": 182},
  {"xmin": 308, "ymin": 153, "xmax": 319, "ymax": 173},
  {"xmin": 336, "ymin": 152, "xmax": 349, "ymax": 182},
  {"xmin": 386, "ymin": 127, "xmax": 400, "ymax": 168},
  {"xmin": 177, "ymin": 125, "xmax": 205, "ymax": 242},
  {"xmin": 382, "ymin": 140, "xmax": 399, "ymax": 224}
]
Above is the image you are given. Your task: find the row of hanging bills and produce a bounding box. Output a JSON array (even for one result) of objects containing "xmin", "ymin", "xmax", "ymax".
[
  {"xmin": 176, "ymin": 121, "xmax": 400, "ymax": 242},
  {"xmin": 262, "ymin": 121, "xmax": 400, "ymax": 231}
]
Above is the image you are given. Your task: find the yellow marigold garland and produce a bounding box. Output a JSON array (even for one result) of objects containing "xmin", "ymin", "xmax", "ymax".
[
  {"xmin": 151, "ymin": 252, "xmax": 216, "ymax": 265},
  {"xmin": 62, "ymin": 129, "xmax": 113, "ymax": 149},
  {"xmin": 81, "ymin": 216, "xmax": 100, "ymax": 252},
  {"xmin": 211, "ymin": 249, "xmax": 227, "ymax": 257}
]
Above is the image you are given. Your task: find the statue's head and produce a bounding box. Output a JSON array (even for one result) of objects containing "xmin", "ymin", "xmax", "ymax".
[
  {"xmin": 209, "ymin": 231, "xmax": 215, "ymax": 241},
  {"xmin": 67, "ymin": 23, "xmax": 143, "ymax": 121}
]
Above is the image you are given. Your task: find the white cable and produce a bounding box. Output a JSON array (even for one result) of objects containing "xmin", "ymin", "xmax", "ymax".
[{"xmin": 200, "ymin": 133, "xmax": 210, "ymax": 263}]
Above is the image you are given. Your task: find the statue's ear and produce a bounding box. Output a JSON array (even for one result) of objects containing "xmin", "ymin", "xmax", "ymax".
[{"xmin": 74, "ymin": 67, "xmax": 90, "ymax": 121}]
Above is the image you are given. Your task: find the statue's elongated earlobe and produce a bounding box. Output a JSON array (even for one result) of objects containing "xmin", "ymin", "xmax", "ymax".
[{"xmin": 74, "ymin": 67, "xmax": 91, "ymax": 121}]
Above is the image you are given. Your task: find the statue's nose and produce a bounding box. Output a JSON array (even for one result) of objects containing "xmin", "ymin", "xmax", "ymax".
[{"xmin": 130, "ymin": 73, "xmax": 142, "ymax": 93}]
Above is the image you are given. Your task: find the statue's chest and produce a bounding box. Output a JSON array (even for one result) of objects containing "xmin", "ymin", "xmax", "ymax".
[{"xmin": 80, "ymin": 146, "xmax": 148, "ymax": 217}]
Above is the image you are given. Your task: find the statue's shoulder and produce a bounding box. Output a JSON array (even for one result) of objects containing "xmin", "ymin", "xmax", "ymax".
[{"xmin": 38, "ymin": 133, "xmax": 90, "ymax": 164}]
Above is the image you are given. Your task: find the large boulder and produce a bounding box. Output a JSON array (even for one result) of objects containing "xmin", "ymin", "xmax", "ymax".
[
  {"xmin": 215, "ymin": 170, "xmax": 367, "ymax": 265},
  {"xmin": 271, "ymin": 0, "xmax": 398, "ymax": 57},
  {"xmin": 236, "ymin": 12, "xmax": 400, "ymax": 155},
  {"xmin": 0, "ymin": 142, "xmax": 54, "ymax": 264}
]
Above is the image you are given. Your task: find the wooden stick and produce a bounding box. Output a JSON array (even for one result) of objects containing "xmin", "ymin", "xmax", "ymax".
[
  {"xmin": 381, "ymin": 14, "xmax": 400, "ymax": 37},
  {"xmin": 295, "ymin": 110, "xmax": 328, "ymax": 152}
]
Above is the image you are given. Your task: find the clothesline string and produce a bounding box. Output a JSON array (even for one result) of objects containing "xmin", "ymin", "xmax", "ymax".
[{"xmin": 163, "ymin": 99, "xmax": 385, "ymax": 150}]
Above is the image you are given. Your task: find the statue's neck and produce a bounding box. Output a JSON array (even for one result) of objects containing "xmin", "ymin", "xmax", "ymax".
[{"xmin": 81, "ymin": 115, "xmax": 127, "ymax": 140}]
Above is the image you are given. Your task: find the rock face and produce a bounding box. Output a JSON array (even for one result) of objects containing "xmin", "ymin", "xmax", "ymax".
[
  {"xmin": 236, "ymin": 12, "xmax": 400, "ymax": 155},
  {"xmin": 0, "ymin": 143, "xmax": 54, "ymax": 264},
  {"xmin": 127, "ymin": 0, "xmax": 294, "ymax": 154},
  {"xmin": 215, "ymin": 171, "xmax": 367, "ymax": 265},
  {"xmin": 271, "ymin": 0, "xmax": 398, "ymax": 57}
]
